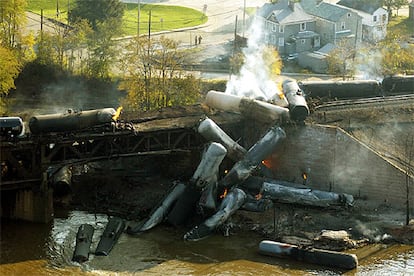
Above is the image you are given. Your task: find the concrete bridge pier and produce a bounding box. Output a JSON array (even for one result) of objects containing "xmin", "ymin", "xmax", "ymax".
[{"xmin": 1, "ymin": 173, "xmax": 54, "ymax": 223}]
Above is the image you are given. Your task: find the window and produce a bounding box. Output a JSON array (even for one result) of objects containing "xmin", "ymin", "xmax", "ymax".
[
  {"xmin": 272, "ymin": 23, "xmax": 277, "ymax": 32},
  {"xmin": 279, "ymin": 25, "xmax": 284, "ymax": 33},
  {"xmin": 341, "ymin": 22, "xmax": 346, "ymax": 30},
  {"xmin": 301, "ymin": 39, "xmax": 306, "ymax": 44},
  {"xmin": 347, "ymin": 13, "xmax": 351, "ymax": 17},
  {"xmin": 373, "ymin": 15, "xmax": 377, "ymax": 22},
  {"xmin": 382, "ymin": 14, "xmax": 387, "ymax": 22},
  {"xmin": 271, "ymin": 35, "xmax": 276, "ymax": 44},
  {"xmin": 278, "ymin": 37, "xmax": 284, "ymax": 46},
  {"xmin": 300, "ymin": 22, "xmax": 306, "ymax": 31}
]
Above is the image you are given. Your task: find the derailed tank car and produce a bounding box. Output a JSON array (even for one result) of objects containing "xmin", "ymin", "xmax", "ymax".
[
  {"xmin": 29, "ymin": 108, "xmax": 116, "ymax": 135},
  {"xmin": 282, "ymin": 79, "xmax": 310, "ymax": 122},
  {"xmin": 298, "ymin": 80, "xmax": 382, "ymax": 99},
  {"xmin": 0, "ymin": 117, "xmax": 25, "ymax": 138}
]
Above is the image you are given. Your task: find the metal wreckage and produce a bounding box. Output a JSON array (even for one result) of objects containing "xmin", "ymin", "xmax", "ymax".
[
  {"xmin": 126, "ymin": 80, "xmax": 354, "ymax": 241},
  {"xmin": 72, "ymin": 80, "xmax": 356, "ymax": 268}
]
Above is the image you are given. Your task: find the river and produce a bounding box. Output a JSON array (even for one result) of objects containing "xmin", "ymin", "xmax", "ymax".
[{"xmin": 1, "ymin": 209, "xmax": 413, "ymax": 275}]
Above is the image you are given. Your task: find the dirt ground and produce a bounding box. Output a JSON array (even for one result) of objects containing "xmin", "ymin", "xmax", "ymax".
[{"xmin": 61, "ymin": 100, "xmax": 414, "ymax": 250}]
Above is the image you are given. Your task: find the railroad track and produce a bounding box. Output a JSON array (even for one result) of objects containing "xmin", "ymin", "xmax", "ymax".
[{"xmin": 314, "ymin": 94, "xmax": 414, "ymax": 111}]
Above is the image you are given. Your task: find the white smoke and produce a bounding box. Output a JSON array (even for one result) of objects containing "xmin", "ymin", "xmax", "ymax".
[
  {"xmin": 354, "ymin": 47, "xmax": 383, "ymax": 81},
  {"xmin": 225, "ymin": 16, "xmax": 280, "ymax": 101}
]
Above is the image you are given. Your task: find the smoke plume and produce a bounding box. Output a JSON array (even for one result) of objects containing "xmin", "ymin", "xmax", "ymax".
[{"xmin": 225, "ymin": 16, "xmax": 280, "ymax": 101}]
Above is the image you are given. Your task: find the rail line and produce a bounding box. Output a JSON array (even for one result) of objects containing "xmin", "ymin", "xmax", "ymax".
[{"xmin": 314, "ymin": 94, "xmax": 414, "ymax": 111}]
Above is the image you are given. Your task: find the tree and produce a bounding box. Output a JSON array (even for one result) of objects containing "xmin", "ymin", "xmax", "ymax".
[
  {"xmin": 0, "ymin": 46, "xmax": 20, "ymax": 113},
  {"xmin": 0, "ymin": 0, "xmax": 27, "ymax": 49},
  {"xmin": 84, "ymin": 19, "xmax": 118, "ymax": 79},
  {"xmin": 378, "ymin": 33, "xmax": 414, "ymax": 75},
  {"xmin": 69, "ymin": 0, "xmax": 124, "ymax": 32},
  {"xmin": 119, "ymin": 36, "xmax": 200, "ymax": 111},
  {"xmin": 327, "ymin": 40, "xmax": 356, "ymax": 80},
  {"xmin": 383, "ymin": 0, "xmax": 409, "ymax": 17},
  {"xmin": 36, "ymin": 20, "xmax": 92, "ymax": 73}
]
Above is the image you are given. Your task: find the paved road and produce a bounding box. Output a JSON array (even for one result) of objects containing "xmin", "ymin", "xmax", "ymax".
[{"xmin": 123, "ymin": 0, "xmax": 268, "ymax": 46}]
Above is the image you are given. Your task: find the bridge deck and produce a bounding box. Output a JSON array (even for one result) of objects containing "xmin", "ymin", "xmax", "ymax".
[{"xmin": 1, "ymin": 105, "xmax": 242, "ymax": 190}]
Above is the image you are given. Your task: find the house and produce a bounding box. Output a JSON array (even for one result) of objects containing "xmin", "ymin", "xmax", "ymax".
[
  {"xmin": 257, "ymin": 0, "xmax": 320, "ymax": 55},
  {"xmin": 302, "ymin": 0, "xmax": 363, "ymax": 47},
  {"xmin": 409, "ymin": 1, "xmax": 414, "ymax": 21},
  {"xmin": 337, "ymin": 0, "xmax": 388, "ymax": 42}
]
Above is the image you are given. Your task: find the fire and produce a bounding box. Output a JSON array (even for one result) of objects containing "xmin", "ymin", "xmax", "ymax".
[
  {"xmin": 112, "ymin": 106, "xmax": 123, "ymax": 121},
  {"xmin": 302, "ymin": 172, "xmax": 307, "ymax": 180},
  {"xmin": 219, "ymin": 188, "xmax": 228, "ymax": 199},
  {"xmin": 278, "ymin": 92, "xmax": 285, "ymax": 100},
  {"xmin": 261, "ymin": 159, "xmax": 272, "ymax": 168}
]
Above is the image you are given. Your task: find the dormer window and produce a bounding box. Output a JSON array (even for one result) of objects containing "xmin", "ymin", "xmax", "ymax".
[{"xmin": 300, "ymin": 23, "xmax": 306, "ymax": 31}]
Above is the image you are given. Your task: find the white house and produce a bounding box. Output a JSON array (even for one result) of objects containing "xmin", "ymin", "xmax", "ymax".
[{"xmin": 337, "ymin": 0, "xmax": 388, "ymax": 42}]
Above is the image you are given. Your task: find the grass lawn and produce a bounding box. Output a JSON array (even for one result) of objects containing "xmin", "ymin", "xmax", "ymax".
[{"xmin": 26, "ymin": 1, "xmax": 207, "ymax": 36}]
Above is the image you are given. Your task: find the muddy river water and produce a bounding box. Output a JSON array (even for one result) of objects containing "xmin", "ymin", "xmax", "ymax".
[{"xmin": 1, "ymin": 210, "xmax": 413, "ymax": 275}]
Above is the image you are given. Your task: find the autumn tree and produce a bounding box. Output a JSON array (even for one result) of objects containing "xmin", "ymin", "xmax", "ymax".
[
  {"xmin": 0, "ymin": 0, "xmax": 26, "ymax": 49},
  {"xmin": 0, "ymin": 46, "xmax": 20, "ymax": 113},
  {"xmin": 327, "ymin": 40, "xmax": 356, "ymax": 79},
  {"xmin": 378, "ymin": 32, "xmax": 414, "ymax": 75},
  {"xmin": 119, "ymin": 36, "xmax": 200, "ymax": 111}
]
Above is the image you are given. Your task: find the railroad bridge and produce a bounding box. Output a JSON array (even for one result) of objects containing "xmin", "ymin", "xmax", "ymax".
[
  {"xmin": 2, "ymin": 102, "xmax": 413, "ymax": 222},
  {"xmin": 0, "ymin": 106, "xmax": 242, "ymax": 222}
]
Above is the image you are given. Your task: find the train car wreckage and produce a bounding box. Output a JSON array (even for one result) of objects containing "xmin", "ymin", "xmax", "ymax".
[
  {"xmin": 69, "ymin": 88, "xmax": 355, "ymax": 267},
  {"xmin": 125, "ymin": 90, "xmax": 353, "ymax": 242}
]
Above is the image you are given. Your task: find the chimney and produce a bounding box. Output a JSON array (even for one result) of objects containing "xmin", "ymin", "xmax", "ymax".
[{"xmin": 288, "ymin": 0, "xmax": 295, "ymax": 10}]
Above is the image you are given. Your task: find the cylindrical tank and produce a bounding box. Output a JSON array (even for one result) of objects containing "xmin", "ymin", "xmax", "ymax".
[
  {"xmin": 219, "ymin": 126, "xmax": 286, "ymax": 188},
  {"xmin": 167, "ymin": 142, "xmax": 227, "ymax": 226},
  {"xmin": 197, "ymin": 117, "xmax": 247, "ymax": 161},
  {"xmin": 259, "ymin": 240, "xmax": 358, "ymax": 270},
  {"xmin": 282, "ymin": 79, "xmax": 310, "ymax": 121},
  {"xmin": 298, "ymin": 80, "xmax": 382, "ymax": 99},
  {"xmin": 72, "ymin": 224, "xmax": 94, "ymax": 263},
  {"xmin": 0, "ymin": 117, "xmax": 24, "ymax": 137},
  {"xmin": 382, "ymin": 75, "xmax": 414, "ymax": 94},
  {"xmin": 205, "ymin": 91, "xmax": 290, "ymax": 123},
  {"xmin": 29, "ymin": 108, "xmax": 116, "ymax": 135}
]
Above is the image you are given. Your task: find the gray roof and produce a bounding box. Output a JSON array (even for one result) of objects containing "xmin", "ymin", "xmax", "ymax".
[
  {"xmin": 337, "ymin": 0, "xmax": 383, "ymax": 14},
  {"xmin": 315, "ymin": 43, "xmax": 336, "ymax": 55},
  {"xmin": 258, "ymin": 1, "xmax": 314, "ymax": 24},
  {"xmin": 304, "ymin": 2, "xmax": 350, "ymax": 22}
]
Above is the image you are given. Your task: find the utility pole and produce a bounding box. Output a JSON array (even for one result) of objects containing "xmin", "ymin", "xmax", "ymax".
[
  {"xmin": 137, "ymin": 0, "xmax": 141, "ymax": 37},
  {"xmin": 67, "ymin": 0, "xmax": 70, "ymax": 24},
  {"xmin": 243, "ymin": 0, "xmax": 246, "ymax": 37}
]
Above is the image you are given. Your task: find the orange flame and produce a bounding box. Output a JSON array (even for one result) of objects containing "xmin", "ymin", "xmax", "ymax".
[
  {"xmin": 219, "ymin": 188, "xmax": 228, "ymax": 199},
  {"xmin": 261, "ymin": 159, "xmax": 272, "ymax": 168},
  {"xmin": 112, "ymin": 106, "xmax": 123, "ymax": 121},
  {"xmin": 302, "ymin": 172, "xmax": 307, "ymax": 180}
]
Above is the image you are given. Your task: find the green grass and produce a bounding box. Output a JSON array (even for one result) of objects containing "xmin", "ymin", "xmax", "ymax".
[{"xmin": 26, "ymin": 1, "xmax": 207, "ymax": 36}]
